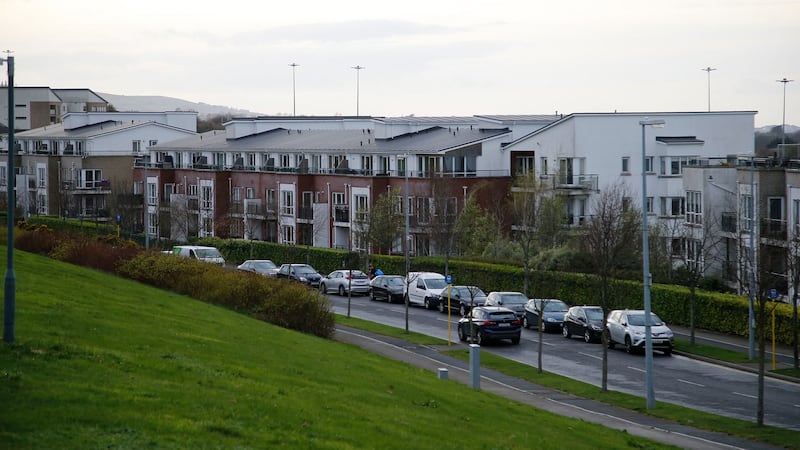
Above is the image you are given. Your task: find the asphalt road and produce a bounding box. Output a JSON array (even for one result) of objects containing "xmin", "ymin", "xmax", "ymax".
[{"xmin": 328, "ymin": 292, "xmax": 800, "ymax": 431}]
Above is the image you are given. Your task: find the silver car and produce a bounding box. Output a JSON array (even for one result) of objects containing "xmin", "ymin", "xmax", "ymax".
[
  {"xmin": 321, "ymin": 269, "xmax": 371, "ymax": 296},
  {"xmin": 237, "ymin": 259, "xmax": 279, "ymax": 277},
  {"xmin": 606, "ymin": 309, "xmax": 674, "ymax": 356}
]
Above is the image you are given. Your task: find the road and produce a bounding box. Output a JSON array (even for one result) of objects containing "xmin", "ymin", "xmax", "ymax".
[{"xmin": 328, "ymin": 293, "xmax": 800, "ymax": 431}]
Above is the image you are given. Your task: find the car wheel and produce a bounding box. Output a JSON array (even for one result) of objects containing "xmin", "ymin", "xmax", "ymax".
[
  {"xmin": 338, "ymin": 285, "xmax": 346, "ymax": 296},
  {"xmin": 475, "ymin": 330, "xmax": 484, "ymax": 345},
  {"xmin": 370, "ymin": 291, "xmax": 376, "ymax": 302},
  {"xmin": 522, "ymin": 316, "xmax": 529, "ymax": 329},
  {"xmin": 562, "ymin": 325, "xmax": 571, "ymax": 338},
  {"xmin": 511, "ymin": 335, "xmax": 520, "ymax": 345},
  {"xmin": 625, "ymin": 336, "xmax": 634, "ymax": 354},
  {"xmin": 663, "ymin": 348, "xmax": 672, "ymax": 356},
  {"xmin": 608, "ymin": 338, "xmax": 616, "ymax": 349},
  {"xmin": 458, "ymin": 325, "xmax": 467, "ymax": 342},
  {"xmin": 404, "ymin": 294, "xmax": 409, "ymax": 305},
  {"xmin": 584, "ymin": 330, "xmax": 592, "ymax": 343},
  {"xmin": 437, "ymin": 300, "xmax": 446, "ymax": 313},
  {"xmin": 319, "ymin": 283, "xmax": 327, "ymax": 294},
  {"xmin": 424, "ymin": 298, "xmax": 430, "ymax": 309},
  {"xmin": 459, "ymin": 304, "xmax": 468, "ymax": 317}
]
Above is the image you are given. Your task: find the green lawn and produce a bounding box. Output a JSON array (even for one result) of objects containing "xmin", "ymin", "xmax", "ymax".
[{"xmin": 0, "ymin": 250, "xmax": 674, "ymax": 449}]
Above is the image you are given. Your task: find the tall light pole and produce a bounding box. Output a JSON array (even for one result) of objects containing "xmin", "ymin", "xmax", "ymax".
[
  {"xmin": 640, "ymin": 117, "xmax": 665, "ymax": 410},
  {"xmin": 403, "ymin": 154, "xmax": 410, "ymax": 333},
  {"xmin": 1, "ymin": 51, "xmax": 15, "ymax": 344},
  {"xmin": 352, "ymin": 65, "xmax": 364, "ymax": 116},
  {"xmin": 777, "ymin": 78, "xmax": 794, "ymax": 147},
  {"xmin": 289, "ymin": 63, "xmax": 299, "ymax": 117},
  {"xmin": 702, "ymin": 67, "xmax": 716, "ymax": 112}
]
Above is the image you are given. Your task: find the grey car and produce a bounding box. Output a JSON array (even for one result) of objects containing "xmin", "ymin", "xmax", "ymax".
[
  {"xmin": 484, "ymin": 291, "xmax": 528, "ymax": 319},
  {"xmin": 237, "ymin": 259, "xmax": 279, "ymax": 277},
  {"xmin": 320, "ymin": 269, "xmax": 371, "ymax": 296}
]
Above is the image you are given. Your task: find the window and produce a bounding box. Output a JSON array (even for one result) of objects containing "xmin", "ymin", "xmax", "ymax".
[
  {"xmin": 417, "ymin": 156, "xmax": 441, "ymax": 177},
  {"xmin": 393, "ymin": 195, "xmax": 404, "ymax": 214},
  {"xmin": 81, "ymin": 169, "xmax": 102, "ymax": 188},
  {"xmin": 398, "ymin": 157, "xmax": 407, "ymax": 177},
  {"xmin": 329, "ymin": 155, "xmax": 345, "ymax": 170},
  {"xmin": 660, "ymin": 196, "xmax": 685, "ymax": 217},
  {"xmin": 361, "ymin": 156, "xmax": 373, "ymax": 174},
  {"xmin": 686, "ymin": 239, "xmax": 702, "ymax": 271},
  {"xmin": 312, "ymin": 155, "xmax": 322, "ymax": 172},
  {"xmin": 232, "ymin": 187, "xmax": 241, "ymax": 202},
  {"xmin": 147, "ymin": 180, "xmax": 157, "ymax": 206},
  {"xmin": 659, "ymin": 156, "xmax": 696, "ymax": 176},
  {"xmin": 201, "ymin": 185, "xmax": 213, "ymax": 210},
  {"xmin": 645, "ymin": 156, "xmax": 654, "ymax": 173},
  {"xmin": 163, "ymin": 183, "xmax": 175, "ymax": 202},
  {"xmin": 149, "ymin": 140, "xmax": 158, "ymax": 147},
  {"xmin": 280, "ymin": 154, "xmax": 291, "ymax": 168},
  {"xmin": 417, "ymin": 197, "xmax": 432, "ymax": 224},
  {"xmin": 246, "ymin": 187, "xmax": 255, "ymax": 199},
  {"xmin": 281, "ymin": 190, "xmax": 295, "ymax": 216},
  {"xmin": 0, "ymin": 163, "xmax": 6, "ymax": 186},
  {"xmin": 354, "ymin": 194, "xmax": 369, "ymax": 222},
  {"xmin": 37, "ymin": 166, "xmax": 46, "ymax": 188},
  {"xmin": 646, "ymin": 197, "xmax": 654, "ymax": 215},
  {"xmin": 188, "ymin": 184, "xmax": 199, "ymax": 197},
  {"xmin": 741, "ymin": 194, "xmax": 754, "ymax": 231},
  {"xmin": 148, "ymin": 213, "xmax": 158, "ymax": 236},
  {"xmin": 540, "ymin": 157, "xmax": 548, "ymax": 175},
  {"xmin": 267, "ymin": 189, "xmax": 276, "ymax": 211},
  {"xmin": 132, "ymin": 140, "xmax": 142, "ymax": 153},
  {"xmin": 515, "ymin": 156, "xmax": 535, "ymax": 176},
  {"xmin": 379, "ymin": 156, "xmax": 390, "ymax": 174},
  {"xmin": 248, "ymin": 153, "xmax": 257, "ymax": 168},
  {"xmin": 686, "ymin": 191, "xmax": 702, "ymax": 224},
  {"xmin": 214, "ymin": 152, "xmax": 225, "ymax": 169},
  {"xmin": 281, "ymin": 225, "xmax": 295, "ymax": 244},
  {"xmin": 793, "ymin": 199, "xmax": 800, "ymax": 236},
  {"xmin": 621, "ymin": 157, "xmax": 630, "ymax": 174}
]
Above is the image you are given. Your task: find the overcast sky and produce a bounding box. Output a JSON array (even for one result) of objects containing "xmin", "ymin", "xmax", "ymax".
[{"xmin": 3, "ymin": 0, "xmax": 798, "ymax": 126}]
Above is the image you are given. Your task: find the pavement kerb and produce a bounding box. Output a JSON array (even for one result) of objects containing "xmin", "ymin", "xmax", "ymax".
[{"xmin": 671, "ymin": 350, "xmax": 800, "ymax": 384}]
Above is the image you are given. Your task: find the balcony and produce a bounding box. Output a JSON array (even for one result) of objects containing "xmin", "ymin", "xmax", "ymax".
[
  {"xmin": 721, "ymin": 212, "xmax": 737, "ymax": 233},
  {"xmin": 334, "ymin": 205, "xmax": 350, "ymax": 223},
  {"xmin": 761, "ymin": 218, "xmax": 787, "ymax": 240},
  {"xmin": 298, "ymin": 206, "xmax": 314, "ymax": 220},
  {"xmin": 539, "ymin": 174, "xmax": 598, "ymax": 191}
]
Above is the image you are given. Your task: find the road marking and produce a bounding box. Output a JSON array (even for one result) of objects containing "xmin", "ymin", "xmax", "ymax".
[
  {"xmin": 628, "ymin": 366, "xmax": 645, "ymax": 373},
  {"xmin": 733, "ymin": 391, "xmax": 757, "ymax": 399},
  {"xmin": 579, "ymin": 352, "xmax": 601, "ymax": 361},
  {"xmin": 795, "ymin": 404, "xmax": 800, "ymax": 408},
  {"xmin": 678, "ymin": 379, "xmax": 705, "ymax": 387}
]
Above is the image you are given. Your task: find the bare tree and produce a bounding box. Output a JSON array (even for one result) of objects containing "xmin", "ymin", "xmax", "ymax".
[
  {"xmin": 581, "ymin": 180, "xmax": 641, "ymax": 392},
  {"xmin": 785, "ymin": 226, "xmax": 800, "ymax": 369}
]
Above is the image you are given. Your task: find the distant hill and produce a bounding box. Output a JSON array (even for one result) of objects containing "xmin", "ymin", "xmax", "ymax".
[
  {"xmin": 755, "ymin": 124, "xmax": 800, "ymax": 151},
  {"xmin": 97, "ymin": 93, "xmax": 262, "ymax": 119}
]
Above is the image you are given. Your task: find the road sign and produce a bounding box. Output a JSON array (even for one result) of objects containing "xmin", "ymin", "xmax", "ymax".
[
  {"xmin": 769, "ymin": 288, "xmax": 778, "ymax": 299},
  {"xmin": 445, "ymin": 275, "xmax": 453, "ymax": 284}
]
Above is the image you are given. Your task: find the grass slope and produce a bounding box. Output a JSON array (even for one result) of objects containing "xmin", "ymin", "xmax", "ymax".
[{"xmin": 0, "ymin": 250, "xmax": 673, "ymax": 449}]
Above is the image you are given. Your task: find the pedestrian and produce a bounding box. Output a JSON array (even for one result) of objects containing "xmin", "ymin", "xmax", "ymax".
[{"xmin": 368, "ymin": 263, "xmax": 377, "ymax": 279}]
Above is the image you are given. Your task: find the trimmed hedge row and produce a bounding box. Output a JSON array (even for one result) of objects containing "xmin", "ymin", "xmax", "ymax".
[{"xmin": 207, "ymin": 237, "xmax": 797, "ymax": 346}]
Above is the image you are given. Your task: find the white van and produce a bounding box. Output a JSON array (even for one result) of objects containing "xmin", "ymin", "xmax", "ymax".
[
  {"xmin": 172, "ymin": 245, "xmax": 226, "ymax": 266},
  {"xmin": 405, "ymin": 271, "xmax": 447, "ymax": 309}
]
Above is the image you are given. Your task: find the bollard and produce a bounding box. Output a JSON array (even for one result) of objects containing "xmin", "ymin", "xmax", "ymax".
[
  {"xmin": 437, "ymin": 368, "xmax": 449, "ymax": 380},
  {"xmin": 469, "ymin": 343, "xmax": 480, "ymax": 389}
]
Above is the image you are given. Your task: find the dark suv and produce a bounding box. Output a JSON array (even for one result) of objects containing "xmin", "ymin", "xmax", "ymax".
[
  {"xmin": 276, "ymin": 264, "xmax": 322, "ymax": 288},
  {"xmin": 457, "ymin": 306, "xmax": 522, "ymax": 345}
]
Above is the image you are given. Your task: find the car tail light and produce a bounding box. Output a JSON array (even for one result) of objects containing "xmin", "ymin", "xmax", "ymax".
[
  {"xmin": 512, "ymin": 319, "xmax": 521, "ymax": 325},
  {"xmin": 482, "ymin": 320, "xmax": 496, "ymax": 326}
]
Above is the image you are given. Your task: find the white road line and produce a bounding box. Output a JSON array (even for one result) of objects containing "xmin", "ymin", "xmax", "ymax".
[
  {"xmin": 628, "ymin": 366, "xmax": 645, "ymax": 373},
  {"xmin": 579, "ymin": 352, "xmax": 602, "ymax": 361},
  {"xmin": 678, "ymin": 379, "xmax": 705, "ymax": 387},
  {"xmin": 795, "ymin": 404, "xmax": 800, "ymax": 408},
  {"xmin": 733, "ymin": 391, "xmax": 757, "ymax": 399}
]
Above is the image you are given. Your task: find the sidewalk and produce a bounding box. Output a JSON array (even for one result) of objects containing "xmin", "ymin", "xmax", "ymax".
[{"xmin": 334, "ymin": 324, "xmax": 792, "ymax": 450}]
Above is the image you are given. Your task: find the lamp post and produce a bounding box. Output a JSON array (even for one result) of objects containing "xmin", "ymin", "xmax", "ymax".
[
  {"xmin": 289, "ymin": 63, "xmax": 299, "ymax": 117},
  {"xmin": 1, "ymin": 52, "xmax": 15, "ymax": 344},
  {"xmin": 639, "ymin": 117, "xmax": 665, "ymax": 409},
  {"xmin": 702, "ymin": 67, "xmax": 716, "ymax": 112},
  {"xmin": 352, "ymin": 65, "xmax": 364, "ymax": 116},
  {"xmin": 403, "ymin": 154, "xmax": 410, "ymax": 333},
  {"xmin": 777, "ymin": 78, "xmax": 794, "ymax": 148}
]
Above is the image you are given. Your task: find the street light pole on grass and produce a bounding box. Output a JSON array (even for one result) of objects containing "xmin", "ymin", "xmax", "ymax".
[
  {"xmin": 640, "ymin": 117, "xmax": 665, "ymax": 409},
  {"xmin": 2, "ymin": 52, "xmax": 15, "ymax": 344}
]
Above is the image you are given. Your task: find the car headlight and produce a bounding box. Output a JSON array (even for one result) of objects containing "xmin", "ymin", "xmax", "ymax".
[
  {"xmin": 633, "ymin": 330, "xmax": 644, "ymax": 337},
  {"xmin": 299, "ymin": 276, "xmax": 308, "ymax": 282},
  {"xmin": 591, "ymin": 325, "xmax": 602, "ymax": 331},
  {"xmin": 546, "ymin": 317, "xmax": 556, "ymax": 322}
]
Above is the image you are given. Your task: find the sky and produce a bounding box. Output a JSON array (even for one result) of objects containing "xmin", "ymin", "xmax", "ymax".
[{"xmin": 3, "ymin": 0, "xmax": 799, "ymax": 127}]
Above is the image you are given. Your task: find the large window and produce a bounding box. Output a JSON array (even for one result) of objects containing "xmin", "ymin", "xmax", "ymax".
[
  {"xmin": 281, "ymin": 225, "xmax": 295, "ymax": 244},
  {"xmin": 515, "ymin": 156, "xmax": 535, "ymax": 176},
  {"xmin": 686, "ymin": 191, "xmax": 702, "ymax": 224},
  {"xmin": 81, "ymin": 169, "xmax": 102, "ymax": 189},
  {"xmin": 281, "ymin": 190, "xmax": 295, "ymax": 216},
  {"xmin": 740, "ymin": 194, "xmax": 754, "ymax": 231},
  {"xmin": 660, "ymin": 156, "xmax": 696, "ymax": 176},
  {"xmin": 660, "ymin": 196, "xmax": 685, "ymax": 217},
  {"xmin": 621, "ymin": 157, "xmax": 630, "ymax": 174}
]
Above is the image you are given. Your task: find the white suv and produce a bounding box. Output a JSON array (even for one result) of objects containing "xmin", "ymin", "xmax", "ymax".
[
  {"xmin": 405, "ymin": 272, "xmax": 447, "ymax": 309},
  {"xmin": 606, "ymin": 309, "xmax": 674, "ymax": 356}
]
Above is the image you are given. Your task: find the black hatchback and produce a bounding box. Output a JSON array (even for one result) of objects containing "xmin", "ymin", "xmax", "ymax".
[
  {"xmin": 457, "ymin": 306, "xmax": 522, "ymax": 345},
  {"xmin": 562, "ymin": 305, "xmax": 605, "ymax": 343}
]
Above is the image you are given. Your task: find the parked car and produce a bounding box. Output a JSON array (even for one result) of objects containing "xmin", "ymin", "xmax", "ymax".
[
  {"xmin": 276, "ymin": 264, "xmax": 323, "ymax": 288},
  {"xmin": 457, "ymin": 306, "xmax": 522, "ymax": 345},
  {"xmin": 522, "ymin": 298, "xmax": 569, "ymax": 332},
  {"xmin": 434, "ymin": 285, "xmax": 487, "ymax": 316},
  {"xmin": 484, "ymin": 291, "xmax": 528, "ymax": 319},
  {"xmin": 405, "ymin": 272, "xmax": 448, "ymax": 309},
  {"xmin": 562, "ymin": 305, "xmax": 605, "ymax": 343},
  {"xmin": 321, "ymin": 269, "xmax": 371, "ymax": 296},
  {"xmin": 369, "ymin": 275, "xmax": 406, "ymax": 303},
  {"xmin": 171, "ymin": 245, "xmax": 226, "ymax": 266},
  {"xmin": 606, "ymin": 309, "xmax": 674, "ymax": 355},
  {"xmin": 237, "ymin": 259, "xmax": 279, "ymax": 277}
]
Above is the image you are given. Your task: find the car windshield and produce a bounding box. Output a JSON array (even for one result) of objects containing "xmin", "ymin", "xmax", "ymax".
[
  {"xmin": 294, "ymin": 266, "xmax": 317, "ymax": 275},
  {"xmin": 425, "ymin": 278, "xmax": 447, "ymax": 289},
  {"xmin": 349, "ymin": 271, "xmax": 368, "ymax": 279},
  {"xmin": 453, "ymin": 287, "xmax": 485, "ymax": 297},
  {"xmin": 195, "ymin": 248, "xmax": 221, "ymax": 258},
  {"xmin": 502, "ymin": 294, "xmax": 528, "ymax": 305},
  {"xmin": 488, "ymin": 311, "xmax": 517, "ymax": 321},
  {"xmin": 385, "ymin": 277, "xmax": 405, "ymax": 286},
  {"xmin": 543, "ymin": 301, "xmax": 568, "ymax": 312},
  {"xmin": 628, "ymin": 313, "xmax": 664, "ymax": 326},
  {"xmin": 254, "ymin": 261, "xmax": 276, "ymax": 269},
  {"xmin": 585, "ymin": 308, "xmax": 605, "ymax": 320}
]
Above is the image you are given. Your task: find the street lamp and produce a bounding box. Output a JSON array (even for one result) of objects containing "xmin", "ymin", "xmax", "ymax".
[
  {"xmin": 639, "ymin": 117, "xmax": 665, "ymax": 410},
  {"xmin": 403, "ymin": 154, "xmax": 410, "ymax": 333},
  {"xmin": 1, "ymin": 51, "xmax": 15, "ymax": 344},
  {"xmin": 777, "ymin": 78, "xmax": 794, "ymax": 148},
  {"xmin": 352, "ymin": 65, "xmax": 365, "ymax": 116},
  {"xmin": 289, "ymin": 63, "xmax": 299, "ymax": 117},
  {"xmin": 702, "ymin": 67, "xmax": 716, "ymax": 112}
]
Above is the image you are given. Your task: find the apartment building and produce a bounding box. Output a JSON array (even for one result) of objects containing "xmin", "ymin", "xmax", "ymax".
[
  {"xmin": 7, "ymin": 111, "xmax": 197, "ymax": 228},
  {"xmin": 0, "ymin": 87, "xmax": 108, "ymax": 132}
]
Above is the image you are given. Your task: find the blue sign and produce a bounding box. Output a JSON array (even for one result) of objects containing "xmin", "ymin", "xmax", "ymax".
[
  {"xmin": 769, "ymin": 289, "xmax": 778, "ymax": 299},
  {"xmin": 445, "ymin": 275, "xmax": 453, "ymax": 284}
]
